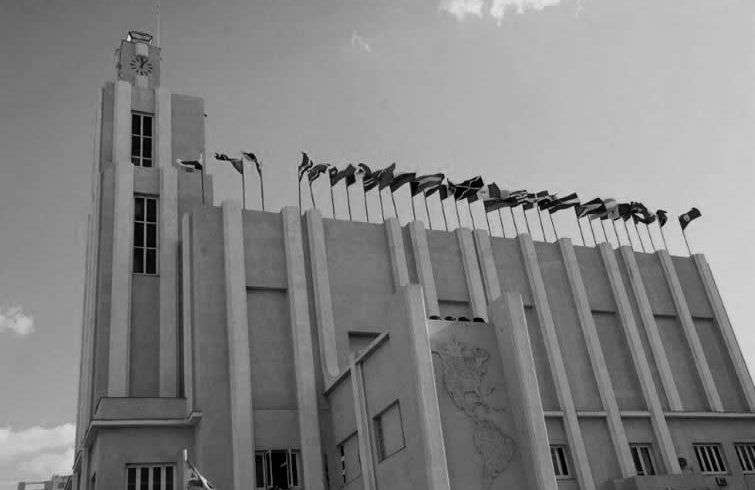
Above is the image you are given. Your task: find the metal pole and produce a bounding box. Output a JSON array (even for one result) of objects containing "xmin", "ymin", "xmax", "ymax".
[
  {"xmin": 309, "ymin": 180, "xmax": 316, "ymax": 209},
  {"xmin": 241, "ymin": 163, "xmax": 246, "ymax": 210},
  {"xmin": 423, "ymin": 196, "xmax": 433, "ymax": 229},
  {"xmin": 363, "ymin": 186, "xmax": 370, "ymax": 222},
  {"xmin": 645, "ymin": 224, "xmax": 656, "ymax": 252},
  {"xmin": 200, "ymin": 152, "xmax": 206, "ymax": 205},
  {"xmin": 454, "ymin": 200, "xmax": 462, "ymax": 229},
  {"xmin": 298, "ymin": 179, "xmax": 302, "ymax": 213},
  {"xmin": 682, "ymin": 229, "xmax": 692, "ymax": 255},
  {"xmin": 259, "ymin": 158, "xmax": 265, "ymax": 211},
  {"xmin": 467, "ymin": 200, "xmax": 476, "ymax": 230},
  {"xmin": 509, "ymin": 208, "xmax": 520, "ymax": 235},
  {"xmin": 330, "ymin": 185, "xmax": 336, "ymax": 218},
  {"xmin": 485, "ymin": 212, "xmax": 493, "ymax": 234},
  {"xmin": 440, "ymin": 196, "xmax": 449, "ymax": 231},
  {"xmin": 549, "ymin": 212, "xmax": 558, "ymax": 239},
  {"xmin": 588, "ymin": 218, "xmax": 598, "ymax": 245},
  {"xmin": 521, "ymin": 207, "xmax": 531, "ymax": 235},
  {"xmin": 611, "ymin": 219, "xmax": 621, "ymax": 246},
  {"xmin": 346, "ymin": 185, "xmax": 353, "ymax": 220},
  {"xmin": 498, "ymin": 209, "xmax": 507, "ymax": 237},
  {"xmin": 600, "ymin": 219, "xmax": 611, "ymax": 246},
  {"xmin": 411, "ymin": 195, "xmax": 417, "ymax": 222},
  {"xmin": 632, "ymin": 220, "xmax": 646, "ymax": 252},
  {"xmin": 574, "ymin": 210, "xmax": 587, "ymax": 246},
  {"xmin": 379, "ymin": 189, "xmax": 385, "ymax": 221},
  {"xmin": 537, "ymin": 209, "xmax": 547, "ymax": 241},
  {"xmin": 659, "ymin": 224, "xmax": 669, "ymax": 250},
  {"xmin": 622, "ymin": 219, "xmax": 636, "ymax": 251},
  {"xmin": 390, "ymin": 191, "xmax": 399, "ymax": 220}
]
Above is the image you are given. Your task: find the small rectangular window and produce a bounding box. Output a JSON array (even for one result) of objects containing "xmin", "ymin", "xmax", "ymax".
[
  {"xmin": 693, "ymin": 443, "xmax": 728, "ymax": 474},
  {"xmin": 550, "ymin": 445, "xmax": 572, "ymax": 479},
  {"xmin": 131, "ymin": 112, "xmax": 154, "ymax": 167},
  {"xmin": 374, "ymin": 401, "xmax": 406, "ymax": 461},
  {"xmin": 125, "ymin": 464, "xmax": 174, "ymax": 490},
  {"xmin": 133, "ymin": 195, "xmax": 158, "ymax": 275},
  {"xmin": 254, "ymin": 449, "xmax": 301, "ymax": 489},
  {"xmin": 629, "ymin": 444, "xmax": 657, "ymax": 476},
  {"xmin": 735, "ymin": 443, "xmax": 755, "ymax": 473}
]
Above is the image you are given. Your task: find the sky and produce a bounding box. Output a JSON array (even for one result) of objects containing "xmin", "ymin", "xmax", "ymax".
[{"xmin": 0, "ymin": 0, "xmax": 753, "ymax": 485}]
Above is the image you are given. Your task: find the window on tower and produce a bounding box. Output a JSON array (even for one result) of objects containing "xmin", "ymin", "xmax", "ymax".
[
  {"xmin": 131, "ymin": 111, "xmax": 153, "ymax": 167},
  {"xmin": 133, "ymin": 195, "xmax": 158, "ymax": 275}
]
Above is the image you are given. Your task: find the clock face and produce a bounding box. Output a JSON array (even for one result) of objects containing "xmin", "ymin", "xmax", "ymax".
[{"xmin": 129, "ymin": 55, "xmax": 153, "ymax": 76}]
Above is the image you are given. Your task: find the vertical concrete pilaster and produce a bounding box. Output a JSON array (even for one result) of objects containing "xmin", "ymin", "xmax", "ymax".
[
  {"xmin": 491, "ymin": 293, "xmax": 557, "ymax": 490},
  {"xmin": 408, "ymin": 221, "xmax": 440, "ymax": 317},
  {"xmin": 385, "ymin": 217, "xmax": 410, "ymax": 288},
  {"xmin": 559, "ymin": 239, "xmax": 635, "ymax": 478},
  {"xmin": 222, "ymin": 201, "xmax": 255, "ymax": 489},
  {"xmin": 657, "ymin": 249, "xmax": 723, "ymax": 412},
  {"xmin": 282, "ymin": 207, "xmax": 326, "ymax": 490},
  {"xmin": 599, "ymin": 244, "xmax": 680, "ymax": 473},
  {"xmin": 402, "ymin": 285, "xmax": 451, "ymax": 490},
  {"xmin": 693, "ymin": 254, "xmax": 755, "ymax": 410},
  {"xmin": 181, "ymin": 214, "xmax": 194, "ymax": 412},
  {"xmin": 473, "ymin": 230, "xmax": 501, "ymax": 303},
  {"xmin": 159, "ymin": 163, "xmax": 179, "ymax": 396},
  {"xmin": 456, "ymin": 228, "xmax": 487, "ymax": 319},
  {"xmin": 305, "ymin": 209, "xmax": 340, "ymax": 379},
  {"xmin": 619, "ymin": 246, "xmax": 682, "ymax": 411},
  {"xmin": 519, "ymin": 234, "xmax": 595, "ymax": 490},
  {"xmin": 349, "ymin": 358, "xmax": 377, "ymax": 490},
  {"xmin": 108, "ymin": 160, "xmax": 134, "ymax": 396},
  {"xmin": 112, "ymin": 80, "xmax": 131, "ymax": 165}
]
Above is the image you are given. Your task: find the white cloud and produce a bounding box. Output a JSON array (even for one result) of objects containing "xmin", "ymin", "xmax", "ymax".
[
  {"xmin": 0, "ymin": 424, "xmax": 74, "ymax": 460},
  {"xmin": 351, "ymin": 30, "xmax": 372, "ymax": 53},
  {"xmin": 441, "ymin": 0, "xmax": 563, "ymax": 23},
  {"xmin": 0, "ymin": 305, "xmax": 34, "ymax": 336},
  {"xmin": 0, "ymin": 424, "xmax": 75, "ymax": 484}
]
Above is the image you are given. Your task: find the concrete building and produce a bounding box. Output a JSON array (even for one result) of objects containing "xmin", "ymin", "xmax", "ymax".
[
  {"xmin": 18, "ymin": 475, "xmax": 72, "ymax": 490},
  {"xmin": 73, "ymin": 32, "xmax": 755, "ymax": 490}
]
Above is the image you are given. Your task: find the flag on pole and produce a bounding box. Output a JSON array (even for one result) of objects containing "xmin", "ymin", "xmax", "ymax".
[
  {"xmin": 183, "ymin": 449, "xmax": 215, "ymax": 489},
  {"xmin": 656, "ymin": 209, "xmax": 668, "ymax": 227},
  {"xmin": 341, "ymin": 164, "xmax": 358, "ymax": 186},
  {"xmin": 678, "ymin": 207, "xmax": 701, "ymax": 230},
  {"xmin": 542, "ymin": 192, "xmax": 578, "ymax": 211},
  {"xmin": 411, "ymin": 173, "xmax": 444, "ymax": 196},
  {"xmin": 175, "ymin": 159, "xmax": 203, "ymax": 172},
  {"xmin": 242, "ymin": 152, "xmax": 262, "ymax": 177},
  {"xmin": 576, "ymin": 198, "xmax": 603, "ymax": 218},
  {"xmin": 308, "ymin": 163, "xmax": 329, "ymax": 182},
  {"xmin": 215, "ymin": 153, "xmax": 243, "ymax": 174},
  {"xmin": 299, "ymin": 152, "xmax": 314, "ymax": 181},
  {"xmin": 376, "ymin": 163, "xmax": 397, "ymax": 189},
  {"xmin": 389, "ymin": 172, "xmax": 417, "ymax": 192},
  {"xmin": 451, "ymin": 176, "xmax": 484, "ymax": 201},
  {"xmin": 630, "ymin": 202, "xmax": 656, "ymax": 224},
  {"xmin": 426, "ymin": 183, "xmax": 448, "ymax": 200}
]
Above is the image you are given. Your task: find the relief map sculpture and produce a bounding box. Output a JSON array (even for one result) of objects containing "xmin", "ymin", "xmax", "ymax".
[{"xmin": 433, "ymin": 338, "xmax": 517, "ymax": 488}]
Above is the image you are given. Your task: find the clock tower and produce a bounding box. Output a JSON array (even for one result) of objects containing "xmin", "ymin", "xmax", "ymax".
[{"xmin": 115, "ymin": 31, "xmax": 161, "ymax": 88}]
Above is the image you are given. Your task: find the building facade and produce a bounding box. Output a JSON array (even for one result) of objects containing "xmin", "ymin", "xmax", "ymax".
[{"xmin": 73, "ymin": 33, "xmax": 755, "ymax": 490}]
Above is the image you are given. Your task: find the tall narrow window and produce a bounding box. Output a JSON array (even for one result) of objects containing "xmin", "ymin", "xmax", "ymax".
[
  {"xmin": 550, "ymin": 445, "xmax": 572, "ymax": 479},
  {"xmin": 131, "ymin": 112, "xmax": 153, "ymax": 167},
  {"xmin": 693, "ymin": 443, "xmax": 728, "ymax": 474},
  {"xmin": 337, "ymin": 433, "xmax": 361, "ymax": 484},
  {"xmin": 126, "ymin": 465, "xmax": 173, "ymax": 490},
  {"xmin": 629, "ymin": 444, "xmax": 657, "ymax": 476},
  {"xmin": 134, "ymin": 195, "xmax": 158, "ymax": 275},
  {"xmin": 373, "ymin": 401, "xmax": 406, "ymax": 461}
]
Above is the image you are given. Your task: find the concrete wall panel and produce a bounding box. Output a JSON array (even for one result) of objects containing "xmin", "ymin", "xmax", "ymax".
[
  {"xmin": 695, "ymin": 317, "xmax": 746, "ymax": 412},
  {"xmin": 130, "ymin": 275, "xmax": 160, "ymax": 396},
  {"xmin": 243, "ymin": 211, "xmax": 286, "ymax": 289},
  {"xmin": 427, "ymin": 230, "xmax": 469, "ymax": 302},
  {"xmin": 656, "ymin": 316, "xmax": 707, "ymax": 411},
  {"xmin": 593, "ymin": 312, "xmax": 645, "ymax": 411}
]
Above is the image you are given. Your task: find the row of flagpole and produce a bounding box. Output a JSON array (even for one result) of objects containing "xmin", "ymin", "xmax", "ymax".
[
  {"xmin": 174, "ymin": 151, "xmax": 703, "ymax": 255},
  {"xmin": 295, "ymin": 153, "xmax": 703, "ymax": 255}
]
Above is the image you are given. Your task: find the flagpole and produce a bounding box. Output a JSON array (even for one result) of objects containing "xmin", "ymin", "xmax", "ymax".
[
  {"xmin": 611, "ymin": 219, "xmax": 621, "ymax": 246},
  {"xmin": 632, "ymin": 220, "xmax": 646, "ymax": 252},
  {"xmin": 521, "ymin": 207, "xmax": 532, "ymax": 235},
  {"xmin": 659, "ymin": 223, "xmax": 669, "ymax": 250},
  {"xmin": 549, "ymin": 212, "xmax": 558, "ymax": 239},
  {"xmin": 574, "ymin": 210, "xmax": 587, "ymax": 246},
  {"xmin": 423, "ymin": 195, "xmax": 433, "ymax": 229},
  {"xmin": 588, "ymin": 219, "xmax": 598, "ymax": 245},
  {"xmin": 346, "ymin": 185, "xmax": 353, "ymax": 220},
  {"xmin": 309, "ymin": 180, "xmax": 316, "ymax": 209},
  {"xmin": 240, "ymin": 160, "xmax": 246, "ymax": 210},
  {"xmin": 330, "ymin": 184, "xmax": 336, "ymax": 218},
  {"xmin": 454, "ymin": 200, "xmax": 462, "ymax": 229},
  {"xmin": 681, "ymin": 228, "xmax": 692, "ymax": 255},
  {"xmin": 379, "ymin": 190, "xmax": 385, "ymax": 221},
  {"xmin": 298, "ymin": 179, "xmax": 302, "ymax": 213},
  {"xmin": 509, "ymin": 208, "xmax": 520, "ymax": 235},
  {"xmin": 390, "ymin": 191, "xmax": 399, "ymax": 219},
  {"xmin": 537, "ymin": 209, "xmax": 547, "ymax": 241},
  {"xmin": 600, "ymin": 220, "xmax": 610, "ymax": 246},
  {"xmin": 623, "ymin": 220, "xmax": 636, "ymax": 251},
  {"xmin": 411, "ymin": 195, "xmax": 417, "ymax": 222},
  {"xmin": 440, "ymin": 196, "xmax": 449, "ymax": 231},
  {"xmin": 485, "ymin": 212, "xmax": 492, "ymax": 235},
  {"xmin": 200, "ymin": 152, "xmax": 206, "ymax": 205},
  {"xmin": 645, "ymin": 224, "xmax": 656, "ymax": 251},
  {"xmin": 259, "ymin": 157, "xmax": 265, "ymax": 211},
  {"xmin": 467, "ymin": 200, "xmax": 476, "ymax": 230},
  {"xmin": 363, "ymin": 185, "xmax": 370, "ymax": 222},
  {"xmin": 497, "ymin": 209, "xmax": 507, "ymax": 238}
]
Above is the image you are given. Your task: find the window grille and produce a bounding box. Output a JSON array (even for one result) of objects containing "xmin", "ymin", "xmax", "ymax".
[
  {"xmin": 735, "ymin": 443, "xmax": 755, "ymax": 473},
  {"xmin": 131, "ymin": 112, "xmax": 153, "ymax": 167},
  {"xmin": 629, "ymin": 444, "xmax": 657, "ymax": 476},
  {"xmin": 550, "ymin": 445, "xmax": 571, "ymax": 478},
  {"xmin": 126, "ymin": 464, "xmax": 174, "ymax": 490},
  {"xmin": 133, "ymin": 195, "xmax": 158, "ymax": 274},
  {"xmin": 693, "ymin": 443, "xmax": 727, "ymax": 474}
]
